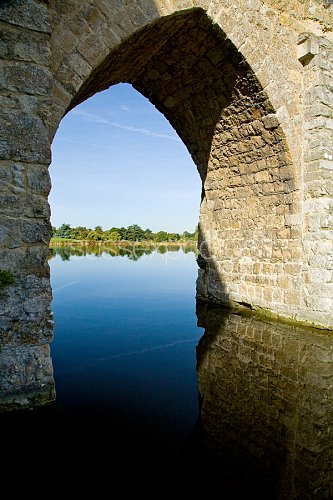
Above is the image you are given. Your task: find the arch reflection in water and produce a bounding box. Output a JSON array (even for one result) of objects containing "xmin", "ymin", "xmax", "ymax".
[
  {"xmin": 195, "ymin": 303, "xmax": 333, "ymax": 498},
  {"xmin": 1, "ymin": 241, "xmax": 332, "ymax": 497}
]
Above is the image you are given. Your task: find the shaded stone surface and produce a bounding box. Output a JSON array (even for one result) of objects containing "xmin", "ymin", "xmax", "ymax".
[
  {"xmin": 0, "ymin": 341, "xmax": 55, "ymax": 412},
  {"xmin": 196, "ymin": 303, "xmax": 333, "ymax": 498}
]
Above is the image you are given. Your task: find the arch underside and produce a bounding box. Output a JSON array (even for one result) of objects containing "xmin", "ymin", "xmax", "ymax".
[{"xmin": 70, "ymin": 9, "xmax": 302, "ymax": 320}]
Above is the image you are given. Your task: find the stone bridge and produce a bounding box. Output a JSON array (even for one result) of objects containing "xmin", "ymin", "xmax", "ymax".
[{"xmin": 0, "ymin": 0, "xmax": 332, "ymax": 341}]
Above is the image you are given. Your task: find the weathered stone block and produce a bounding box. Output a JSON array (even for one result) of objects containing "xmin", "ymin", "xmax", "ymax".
[
  {"xmin": 0, "ymin": 26, "xmax": 50, "ymax": 65},
  {"xmin": 56, "ymin": 52, "xmax": 92, "ymax": 94},
  {"xmin": 0, "ymin": 0, "xmax": 50, "ymax": 33},
  {"xmin": 26, "ymin": 164, "xmax": 51, "ymax": 195},
  {"xmin": 20, "ymin": 219, "xmax": 51, "ymax": 245},
  {"xmin": 0, "ymin": 343, "xmax": 55, "ymax": 412},
  {"xmin": 263, "ymin": 114, "xmax": 280, "ymax": 130},
  {"xmin": 0, "ymin": 111, "xmax": 50, "ymax": 163}
]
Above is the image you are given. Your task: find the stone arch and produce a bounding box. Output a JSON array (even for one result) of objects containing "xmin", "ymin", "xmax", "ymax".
[
  {"xmin": 63, "ymin": 8, "xmax": 302, "ymax": 317},
  {"xmin": 0, "ymin": 0, "xmax": 332, "ymax": 345}
]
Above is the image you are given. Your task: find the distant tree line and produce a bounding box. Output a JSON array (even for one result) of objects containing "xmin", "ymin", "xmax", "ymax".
[{"xmin": 52, "ymin": 223, "xmax": 198, "ymax": 243}]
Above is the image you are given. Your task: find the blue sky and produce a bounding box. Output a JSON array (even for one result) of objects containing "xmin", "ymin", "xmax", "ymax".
[{"xmin": 49, "ymin": 83, "xmax": 201, "ymax": 233}]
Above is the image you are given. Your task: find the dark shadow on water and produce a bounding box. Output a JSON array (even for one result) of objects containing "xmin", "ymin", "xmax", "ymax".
[{"xmin": 189, "ymin": 303, "xmax": 333, "ymax": 499}]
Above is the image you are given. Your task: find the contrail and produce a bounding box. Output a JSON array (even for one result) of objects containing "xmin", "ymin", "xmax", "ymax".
[
  {"xmin": 56, "ymin": 337, "xmax": 199, "ymax": 375},
  {"xmin": 103, "ymin": 337, "xmax": 198, "ymax": 360},
  {"xmin": 53, "ymin": 281, "xmax": 79, "ymax": 293}
]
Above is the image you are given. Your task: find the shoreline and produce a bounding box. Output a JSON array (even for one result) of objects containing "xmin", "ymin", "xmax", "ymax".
[{"xmin": 49, "ymin": 239, "xmax": 197, "ymax": 248}]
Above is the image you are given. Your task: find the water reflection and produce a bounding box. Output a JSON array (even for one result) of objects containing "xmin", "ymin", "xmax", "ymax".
[
  {"xmin": 194, "ymin": 303, "xmax": 333, "ymax": 498},
  {"xmin": 1, "ymin": 245, "xmax": 197, "ymax": 413},
  {"xmin": 1, "ymin": 246, "xmax": 332, "ymax": 497},
  {"xmin": 48, "ymin": 243, "xmax": 196, "ymax": 262}
]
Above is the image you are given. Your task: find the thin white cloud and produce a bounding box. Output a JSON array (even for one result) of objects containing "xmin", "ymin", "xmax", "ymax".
[
  {"xmin": 58, "ymin": 136, "xmax": 146, "ymax": 156},
  {"xmin": 109, "ymin": 122, "xmax": 180, "ymax": 141},
  {"xmin": 55, "ymin": 337, "xmax": 199, "ymax": 374},
  {"xmin": 73, "ymin": 109, "xmax": 108, "ymax": 124},
  {"xmin": 57, "ymin": 137, "xmax": 190, "ymax": 165},
  {"xmin": 73, "ymin": 108, "xmax": 180, "ymax": 142},
  {"xmin": 53, "ymin": 281, "xmax": 79, "ymax": 293},
  {"xmin": 121, "ymin": 105, "xmax": 130, "ymax": 111}
]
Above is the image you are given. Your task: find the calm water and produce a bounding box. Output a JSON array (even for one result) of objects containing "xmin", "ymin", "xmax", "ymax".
[
  {"xmin": 1, "ymin": 245, "xmax": 332, "ymax": 497},
  {"xmin": 50, "ymin": 244, "xmax": 203, "ymax": 463}
]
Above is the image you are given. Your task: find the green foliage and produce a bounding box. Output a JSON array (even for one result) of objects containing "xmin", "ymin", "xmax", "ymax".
[
  {"xmin": 54, "ymin": 223, "xmax": 73, "ymax": 239},
  {"xmin": 51, "ymin": 222, "xmax": 199, "ymax": 243},
  {"xmin": 86, "ymin": 230, "xmax": 108, "ymax": 241},
  {"xmin": 155, "ymin": 231, "xmax": 168, "ymax": 242},
  {"xmin": 71, "ymin": 226, "xmax": 89, "ymax": 240},
  {"xmin": 107, "ymin": 230, "xmax": 121, "ymax": 241},
  {"xmin": 122, "ymin": 224, "xmax": 147, "ymax": 241},
  {"xmin": 0, "ymin": 269, "xmax": 16, "ymax": 288}
]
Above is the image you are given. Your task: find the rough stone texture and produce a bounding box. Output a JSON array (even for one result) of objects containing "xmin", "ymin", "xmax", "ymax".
[
  {"xmin": 302, "ymin": 35, "xmax": 333, "ymax": 329},
  {"xmin": 197, "ymin": 304, "xmax": 333, "ymax": 498},
  {"xmin": 0, "ymin": 341, "xmax": 55, "ymax": 412},
  {"xmin": 0, "ymin": 0, "xmax": 332, "ymax": 370}
]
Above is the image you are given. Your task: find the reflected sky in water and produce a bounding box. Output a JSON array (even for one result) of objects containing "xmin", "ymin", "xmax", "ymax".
[{"xmin": 50, "ymin": 246, "xmax": 203, "ymax": 460}]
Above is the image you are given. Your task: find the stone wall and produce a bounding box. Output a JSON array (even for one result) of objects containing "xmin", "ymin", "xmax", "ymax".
[
  {"xmin": 0, "ymin": 342, "xmax": 55, "ymax": 412},
  {"xmin": 301, "ymin": 34, "xmax": 333, "ymax": 328},
  {"xmin": 0, "ymin": 0, "xmax": 332, "ymax": 351},
  {"xmin": 196, "ymin": 304, "xmax": 333, "ymax": 498}
]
